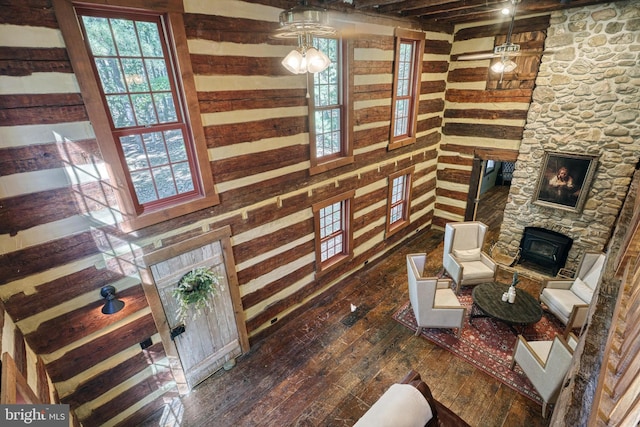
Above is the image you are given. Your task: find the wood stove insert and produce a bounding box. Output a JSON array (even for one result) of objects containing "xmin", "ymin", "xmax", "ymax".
[{"xmin": 518, "ymin": 227, "xmax": 573, "ymax": 276}]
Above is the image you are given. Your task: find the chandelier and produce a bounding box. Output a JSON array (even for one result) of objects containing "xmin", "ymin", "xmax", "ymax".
[{"xmin": 273, "ymin": 3, "xmax": 336, "ymax": 74}]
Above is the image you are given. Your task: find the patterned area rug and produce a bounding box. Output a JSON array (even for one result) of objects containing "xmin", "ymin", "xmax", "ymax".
[{"xmin": 392, "ymin": 288, "xmax": 565, "ymax": 405}]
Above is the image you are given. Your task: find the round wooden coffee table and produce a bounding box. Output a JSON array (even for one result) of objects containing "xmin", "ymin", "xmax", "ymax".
[{"xmin": 471, "ymin": 282, "xmax": 543, "ymax": 334}]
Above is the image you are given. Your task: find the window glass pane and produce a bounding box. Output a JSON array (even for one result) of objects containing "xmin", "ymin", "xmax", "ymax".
[
  {"xmin": 95, "ymin": 58, "xmax": 126, "ymax": 94},
  {"xmin": 120, "ymin": 134, "xmax": 148, "ymax": 171},
  {"xmin": 390, "ymin": 205, "xmax": 403, "ymax": 223},
  {"xmin": 391, "ymin": 175, "xmax": 405, "ymax": 203},
  {"xmin": 394, "ymin": 99, "xmax": 409, "ymax": 137},
  {"xmin": 397, "ymin": 42, "xmax": 413, "ymax": 97},
  {"xmin": 122, "ymin": 58, "xmax": 149, "ymax": 92},
  {"xmin": 112, "ymin": 18, "xmax": 141, "ymax": 57},
  {"xmin": 107, "ymin": 95, "xmax": 136, "ymax": 128},
  {"xmin": 146, "ymin": 59, "xmax": 170, "ymax": 91},
  {"xmin": 131, "ymin": 170, "xmax": 157, "ymax": 204},
  {"xmin": 131, "ymin": 93, "xmax": 157, "ymax": 125},
  {"xmin": 143, "ymin": 132, "xmax": 168, "ymax": 167},
  {"xmin": 154, "ymin": 92, "xmax": 177, "ymax": 123},
  {"xmin": 315, "ymin": 108, "xmax": 341, "ymax": 157},
  {"xmin": 82, "ymin": 16, "xmax": 116, "ymax": 56},
  {"xmin": 173, "ymin": 162, "xmax": 195, "ymax": 193},
  {"xmin": 153, "ymin": 165, "xmax": 177, "ymax": 199},
  {"xmin": 137, "ymin": 21, "xmax": 163, "ymax": 57},
  {"xmin": 165, "ymin": 129, "xmax": 188, "ymax": 162}
]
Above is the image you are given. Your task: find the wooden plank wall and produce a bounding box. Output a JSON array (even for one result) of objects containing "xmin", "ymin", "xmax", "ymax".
[
  {"xmin": 0, "ymin": 0, "xmax": 458, "ymax": 425},
  {"xmin": 434, "ymin": 15, "xmax": 549, "ymax": 227}
]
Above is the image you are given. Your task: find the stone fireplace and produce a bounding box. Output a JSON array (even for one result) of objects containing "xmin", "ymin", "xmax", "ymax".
[{"xmin": 495, "ymin": 1, "xmax": 640, "ymax": 273}]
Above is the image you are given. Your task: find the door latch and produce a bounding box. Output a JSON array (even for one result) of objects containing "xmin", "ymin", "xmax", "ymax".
[{"xmin": 170, "ymin": 324, "xmax": 186, "ymax": 340}]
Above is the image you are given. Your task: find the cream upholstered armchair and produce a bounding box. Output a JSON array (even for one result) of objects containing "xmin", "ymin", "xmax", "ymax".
[
  {"xmin": 407, "ymin": 253, "xmax": 466, "ymax": 338},
  {"xmin": 539, "ymin": 252, "xmax": 605, "ymax": 336},
  {"xmin": 510, "ymin": 333, "xmax": 578, "ymax": 418},
  {"xmin": 442, "ymin": 221, "xmax": 497, "ymax": 294}
]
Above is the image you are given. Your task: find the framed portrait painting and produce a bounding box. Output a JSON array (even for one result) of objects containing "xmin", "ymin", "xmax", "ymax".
[{"xmin": 532, "ymin": 151, "xmax": 598, "ymax": 213}]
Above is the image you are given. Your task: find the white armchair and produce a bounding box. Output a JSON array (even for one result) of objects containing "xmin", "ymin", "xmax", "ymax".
[
  {"xmin": 539, "ymin": 252, "xmax": 605, "ymax": 336},
  {"xmin": 510, "ymin": 333, "xmax": 578, "ymax": 418},
  {"xmin": 442, "ymin": 221, "xmax": 497, "ymax": 294},
  {"xmin": 407, "ymin": 253, "xmax": 466, "ymax": 338}
]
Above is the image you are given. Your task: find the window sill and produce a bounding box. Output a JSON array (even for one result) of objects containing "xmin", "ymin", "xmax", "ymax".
[
  {"xmin": 310, "ymin": 156, "xmax": 354, "ymax": 176},
  {"xmin": 388, "ymin": 137, "xmax": 416, "ymax": 151}
]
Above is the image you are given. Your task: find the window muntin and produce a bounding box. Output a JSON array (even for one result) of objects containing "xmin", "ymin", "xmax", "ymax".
[
  {"xmin": 78, "ymin": 10, "xmax": 200, "ymax": 210},
  {"xmin": 309, "ymin": 36, "xmax": 352, "ymax": 174},
  {"xmin": 386, "ymin": 167, "xmax": 414, "ymax": 236},
  {"xmin": 389, "ymin": 29, "xmax": 424, "ymax": 150},
  {"xmin": 313, "ymin": 191, "xmax": 354, "ymax": 274}
]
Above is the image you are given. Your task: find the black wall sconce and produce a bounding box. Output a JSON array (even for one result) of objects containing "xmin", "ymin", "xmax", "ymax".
[{"xmin": 100, "ymin": 285, "xmax": 125, "ymax": 314}]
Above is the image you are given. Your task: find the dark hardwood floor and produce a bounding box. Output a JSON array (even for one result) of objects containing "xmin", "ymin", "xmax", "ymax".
[{"xmin": 163, "ymin": 185, "xmax": 548, "ymax": 427}]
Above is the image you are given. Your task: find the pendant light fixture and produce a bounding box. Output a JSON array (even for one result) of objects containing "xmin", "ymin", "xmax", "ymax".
[
  {"xmin": 491, "ymin": 0, "xmax": 520, "ymax": 76},
  {"xmin": 491, "ymin": 57, "xmax": 517, "ymax": 73},
  {"xmin": 273, "ymin": 2, "xmax": 336, "ymax": 74}
]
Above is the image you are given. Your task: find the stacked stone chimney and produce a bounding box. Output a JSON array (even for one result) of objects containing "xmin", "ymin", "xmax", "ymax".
[{"xmin": 496, "ymin": 1, "xmax": 640, "ymax": 271}]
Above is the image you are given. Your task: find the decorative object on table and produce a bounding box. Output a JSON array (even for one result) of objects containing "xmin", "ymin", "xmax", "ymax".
[
  {"xmin": 173, "ymin": 267, "xmax": 222, "ymax": 323},
  {"xmin": 508, "ymin": 271, "xmax": 519, "ymax": 303},
  {"xmin": 532, "ymin": 151, "xmax": 599, "ymax": 213},
  {"xmin": 392, "ymin": 288, "xmax": 566, "ymax": 406}
]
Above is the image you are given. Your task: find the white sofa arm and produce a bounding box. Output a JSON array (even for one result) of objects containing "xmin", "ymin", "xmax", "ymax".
[
  {"xmin": 443, "ymin": 254, "xmax": 462, "ymax": 284},
  {"xmin": 542, "ymin": 279, "xmax": 574, "ymax": 290},
  {"xmin": 565, "ymin": 304, "xmax": 590, "ymax": 336},
  {"xmin": 480, "ymin": 252, "xmax": 497, "ymax": 272},
  {"xmin": 436, "ymin": 278, "xmax": 452, "ymax": 290},
  {"xmin": 353, "ymin": 384, "xmax": 433, "ymax": 427}
]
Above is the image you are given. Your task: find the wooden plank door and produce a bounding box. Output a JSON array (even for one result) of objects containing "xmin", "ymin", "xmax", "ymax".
[{"xmin": 142, "ymin": 227, "xmax": 249, "ymax": 392}]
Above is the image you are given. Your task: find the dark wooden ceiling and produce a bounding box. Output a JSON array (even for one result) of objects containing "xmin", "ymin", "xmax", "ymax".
[{"xmin": 322, "ymin": 0, "xmax": 617, "ymax": 26}]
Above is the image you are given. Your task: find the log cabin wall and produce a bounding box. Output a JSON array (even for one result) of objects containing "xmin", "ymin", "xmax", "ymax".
[
  {"xmin": 434, "ymin": 14, "xmax": 550, "ymax": 227},
  {"xmin": 0, "ymin": 302, "xmax": 56, "ymax": 408},
  {"xmin": 0, "ymin": 0, "xmax": 451, "ymax": 424}
]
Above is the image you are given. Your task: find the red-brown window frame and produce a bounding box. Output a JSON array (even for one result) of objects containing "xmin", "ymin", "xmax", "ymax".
[
  {"xmin": 53, "ymin": 0, "xmax": 218, "ymax": 231},
  {"xmin": 386, "ymin": 166, "xmax": 414, "ymax": 237},
  {"xmin": 389, "ymin": 28, "xmax": 424, "ymax": 151},
  {"xmin": 312, "ymin": 190, "xmax": 355, "ymax": 276},
  {"xmin": 308, "ymin": 35, "xmax": 354, "ymax": 175}
]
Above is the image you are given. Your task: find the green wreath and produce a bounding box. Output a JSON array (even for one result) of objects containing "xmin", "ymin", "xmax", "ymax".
[{"xmin": 173, "ymin": 267, "xmax": 222, "ymax": 322}]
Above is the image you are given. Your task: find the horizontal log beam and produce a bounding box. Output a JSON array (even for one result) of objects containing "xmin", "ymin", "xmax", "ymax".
[
  {"xmin": 442, "ymin": 122, "xmax": 524, "ymax": 140},
  {"xmin": 45, "ymin": 313, "xmax": 158, "ymax": 382}
]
